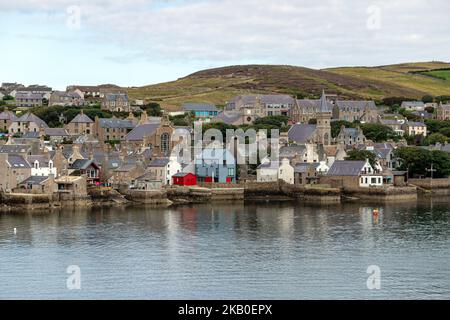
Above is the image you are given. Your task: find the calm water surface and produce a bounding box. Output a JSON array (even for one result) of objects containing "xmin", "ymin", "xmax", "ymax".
[{"xmin": 1, "ymin": 199, "xmax": 449, "ymax": 299}]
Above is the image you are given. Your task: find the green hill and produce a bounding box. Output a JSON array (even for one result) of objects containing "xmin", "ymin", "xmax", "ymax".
[{"xmin": 128, "ymin": 62, "xmax": 450, "ymax": 111}]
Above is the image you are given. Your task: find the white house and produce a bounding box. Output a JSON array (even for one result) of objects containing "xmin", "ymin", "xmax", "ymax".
[
  {"xmin": 278, "ymin": 158, "xmax": 294, "ymax": 184},
  {"xmin": 257, "ymin": 157, "xmax": 294, "ymax": 184},
  {"xmin": 147, "ymin": 156, "xmax": 182, "ymax": 185},
  {"xmin": 28, "ymin": 155, "xmax": 57, "ymax": 177},
  {"xmin": 359, "ymin": 159, "xmax": 383, "ymax": 187},
  {"xmin": 257, "ymin": 158, "xmax": 278, "ymax": 183}
]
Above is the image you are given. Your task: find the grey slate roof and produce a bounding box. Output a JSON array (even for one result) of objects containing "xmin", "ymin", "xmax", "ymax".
[
  {"xmin": 406, "ymin": 121, "xmax": 426, "ymax": 127},
  {"xmin": 20, "ymin": 175, "xmax": 49, "ymax": 185},
  {"xmin": 0, "ymin": 144, "xmax": 32, "ymax": 154},
  {"xmin": 183, "ymin": 103, "xmax": 218, "ymax": 112},
  {"xmin": 401, "ymin": 101, "xmax": 425, "ymax": 108},
  {"xmin": 70, "ymin": 159, "xmax": 96, "ymax": 170},
  {"xmin": 280, "ymin": 145, "xmax": 306, "ymax": 159},
  {"xmin": 15, "ymin": 113, "xmax": 48, "ymax": 128},
  {"xmin": 70, "ymin": 113, "xmax": 94, "ymax": 124},
  {"xmin": 27, "ymin": 155, "xmax": 51, "ymax": 167},
  {"xmin": 104, "ymin": 93, "xmax": 128, "ymax": 101},
  {"xmin": 123, "ymin": 123, "xmax": 159, "ymax": 141},
  {"xmin": 136, "ymin": 172, "xmax": 158, "ymax": 181},
  {"xmin": 288, "ymin": 124, "xmax": 316, "ymax": 143},
  {"xmin": 45, "ymin": 128, "xmax": 69, "ymax": 136},
  {"xmin": 228, "ymin": 94, "xmax": 295, "ymax": 106},
  {"xmin": 147, "ymin": 158, "xmax": 170, "ymax": 168},
  {"xmin": 296, "ymin": 99, "xmax": 334, "ymax": 112},
  {"xmin": 327, "ymin": 160, "xmax": 366, "ymax": 176},
  {"xmin": 22, "ymin": 132, "xmax": 40, "ymax": 139},
  {"xmin": 212, "ymin": 111, "xmax": 243, "ymax": 125},
  {"xmin": 7, "ymin": 155, "xmax": 31, "ymax": 168},
  {"xmin": 99, "ymin": 118, "xmax": 136, "ymax": 129},
  {"xmin": 294, "ymin": 163, "xmax": 319, "ymax": 173},
  {"xmin": 336, "ymin": 100, "xmax": 377, "ymax": 110},
  {"xmin": 0, "ymin": 110, "xmax": 18, "ymax": 121},
  {"xmin": 15, "ymin": 92, "xmax": 44, "ymax": 100}
]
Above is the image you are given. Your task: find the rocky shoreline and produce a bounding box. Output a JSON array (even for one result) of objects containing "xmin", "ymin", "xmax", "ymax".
[{"xmin": 0, "ymin": 180, "xmax": 429, "ymax": 212}]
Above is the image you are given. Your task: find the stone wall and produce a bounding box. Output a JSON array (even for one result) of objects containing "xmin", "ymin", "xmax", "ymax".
[{"xmin": 409, "ymin": 178, "xmax": 450, "ymax": 189}]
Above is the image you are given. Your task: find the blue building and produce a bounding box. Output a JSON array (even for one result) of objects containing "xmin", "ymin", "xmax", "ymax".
[
  {"xmin": 195, "ymin": 148, "xmax": 236, "ymax": 183},
  {"xmin": 183, "ymin": 103, "xmax": 219, "ymax": 118}
]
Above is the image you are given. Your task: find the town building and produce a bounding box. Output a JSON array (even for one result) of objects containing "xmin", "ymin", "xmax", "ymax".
[
  {"xmin": 172, "ymin": 172, "xmax": 197, "ymax": 186},
  {"xmin": 93, "ymin": 116, "xmax": 137, "ymax": 142},
  {"xmin": 0, "ymin": 153, "xmax": 32, "ymax": 191},
  {"xmin": 403, "ymin": 121, "xmax": 427, "ymax": 137},
  {"xmin": 28, "ymin": 155, "xmax": 57, "ymax": 177},
  {"xmin": 195, "ymin": 148, "xmax": 236, "ymax": 183},
  {"xmin": 288, "ymin": 92, "xmax": 332, "ymax": 145},
  {"xmin": 146, "ymin": 157, "xmax": 182, "ymax": 185},
  {"xmin": 0, "ymin": 109, "xmax": 18, "ymax": 133},
  {"xmin": 183, "ymin": 103, "xmax": 219, "ymax": 119},
  {"xmin": 101, "ymin": 93, "xmax": 130, "ymax": 112},
  {"xmin": 49, "ymin": 91, "xmax": 84, "ymax": 107},
  {"xmin": 15, "ymin": 92, "xmax": 43, "ymax": 108},
  {"xmin": 8, "ymin": 112, "xmax": 48, "ymax": 134},
  {"xmin": 336, "ymin": 126, "xmax": 366, "ymax": 146},
  {"xmin": 436, "ymin": 103, "xmax": 450, "ymax": 121},
  {"xmin": 69, "ymin": 159, "xmax": 101, "ymax": 185},
  {"xmin": 401, "ymin": 101, "xmax": 425, "ymax": 112},
  {"xmin": 66, "ymin": 111, "xmax": 94, "ymax": 136},
  {"xmin": 321, "ymin": 159, "xmax": 383, "ymax": 189}
]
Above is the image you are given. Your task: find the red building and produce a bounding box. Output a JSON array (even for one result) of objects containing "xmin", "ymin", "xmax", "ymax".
[{"xmin": 172, "ymin": 173, "xmax": 197, "ymax": 186}]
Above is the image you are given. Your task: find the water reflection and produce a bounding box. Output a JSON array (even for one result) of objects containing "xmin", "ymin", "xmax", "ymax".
[{"xmin": 0, "ymin": 199, "xmax": 449, "ymax": 299}]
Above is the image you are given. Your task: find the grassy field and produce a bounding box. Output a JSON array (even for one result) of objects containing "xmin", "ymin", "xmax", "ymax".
[
  {"xmin": 419, "ymin": 69, "xmax": 450, "ymax": 81},
  {"xmin": 128, "ymin": 62, "xmax": 450, "ymax": 110}
]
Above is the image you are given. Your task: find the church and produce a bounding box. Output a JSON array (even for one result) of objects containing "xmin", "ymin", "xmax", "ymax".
[{"xmin": 288, "ymin": 91, "xmax": 332, "ymax": 146}]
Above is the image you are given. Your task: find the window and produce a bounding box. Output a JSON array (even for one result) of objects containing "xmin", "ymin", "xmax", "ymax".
[
  {"xmin": 161, "ymin": 133, "xmax": 170, "ymax": 154},
  {"xmin": 228, "ymin": 168, "xmax": 235, "ymax": 177}
]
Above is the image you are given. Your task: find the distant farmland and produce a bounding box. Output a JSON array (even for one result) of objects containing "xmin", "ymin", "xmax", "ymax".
[{"xmin": 418, "ymin": 69, "xmax": 450, "ymax": 81}]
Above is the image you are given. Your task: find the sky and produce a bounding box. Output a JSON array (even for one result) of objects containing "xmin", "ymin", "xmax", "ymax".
[{"xmin": 0, "ymin": 0, "xmax": 449, "ymax": 90}]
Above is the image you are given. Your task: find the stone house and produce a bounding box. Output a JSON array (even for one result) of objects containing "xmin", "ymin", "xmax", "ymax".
[
  {"xmin": 436, "ymin": 103, "xmax": 450, "ymax": 121},
  {"xmin": 93, "ymin": 116, "xmax": 137, "ymax": 142},
  {"xmin": 226, "ymin": 94, "xmax": 295, "ymax": 119},
  {"xmin": 379, "ymin": 119, "xmax": 405, "ymax": 136},
  {"xmin": 336, "ymin": 126, "xmax": 366, "ymax": 146},
  {"xmin": 65, "ymin": 111, "xmax": 94, "ymax": 136},
  {"xmin": 54, "ymin": 175, "xmax": 87, "ymax": 197},
  {"xmin": 146, "ymin": 157, "xmax": 182, "ymax": 185},
  {"xmin": 49, "ymin": 91, "xmax": 84, "ymax": 106},
  {"xmin": 109, "ymin": 162, "xmax": 146, "ymax": 187},
  {"xmin": 8, "ymin": 112, "xmax": 48, "ymax": 135},
  {"xmin": 320, "ymin": 159, "xmax": 383, "ymax": 189},
  {"xmin": 131, "ymin": 172, "xmax": 164, "ymax": 190},
  {"xmin": 0, "ymin": 153, "xmax": 32, "ymax": 191},
  {"xmin": 15, "ymin": 92, "xmax": 43, "ymax": 108},
  {"xmin": 16, "ymin": 175, "xmax": 56, "ymax": 194},
  {"xmin": 333, "ymin": 100, "xmax": 379, "ymax": 123},
  {"xmin": 101, "ymin": 93, "xmax": 130, "ymax": 112},
  {"xmin": 0, "ymin": 109, "xmax": 18, "ymax": 133}
]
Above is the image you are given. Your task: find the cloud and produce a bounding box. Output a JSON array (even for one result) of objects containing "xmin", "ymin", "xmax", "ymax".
[{"xmin": 2, "ymin": 0, "xmax": 450, "ymax": 67}]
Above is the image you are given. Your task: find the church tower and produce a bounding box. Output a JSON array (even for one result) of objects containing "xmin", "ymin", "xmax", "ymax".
[{"xmin": 316, "ymin": 90, "xmax": 332, "ymax": 145}]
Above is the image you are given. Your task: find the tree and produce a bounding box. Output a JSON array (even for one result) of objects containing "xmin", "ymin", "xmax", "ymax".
[
  {"xmin": 422, "ymin": 95, "xmax": 434, "ymax": 103},
  {"xmin": 142, "ymin": 102, "xmax": 162, "ymax": 116},
  {"xmin": 423, "ymin": 133, "xmax": 448, "ymax": 146},
  {"xmin": 360, "ymin": 123, "xmax": 399, "ymax": 142},
  {"xmin": 394, "ymin": 147, "xmax": 432, "ymax": 177},
  {"xmin": 331, "ymin": 120, "xmax": 355, "ymax": 138},
  {"xmin": 346, "ymin": 149, "xmax": 377, "ymax": 168},
  {"xmin": 2, "ymin": 95, "xmax": 14, "ymax": 101}
]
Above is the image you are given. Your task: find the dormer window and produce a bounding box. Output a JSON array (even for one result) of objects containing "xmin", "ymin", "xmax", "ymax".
[{"xmin": 34, "ymin": 161, "xmax": 39, "ymax": 169}]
